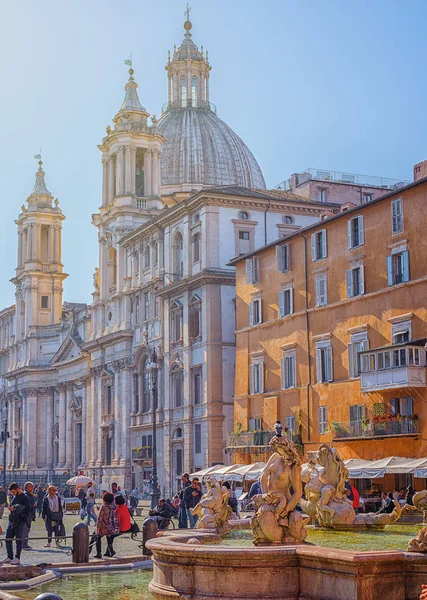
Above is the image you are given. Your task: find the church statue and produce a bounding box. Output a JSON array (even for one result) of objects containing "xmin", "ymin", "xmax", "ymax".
[
  {"xmin": 408, "ymin": 526, "xmax": 427, "ymax": 552},
  {"xmin": 300, "ymin": 444, "xmax": 401, "ymax": 528},
  {"xmin": 251, "ymin": 435, "xmax": 308, "ymax": 545},
  {"xmin": 93, "ymin": 267, "xmax": 100, "ymax": 291},
  {"xmin": 191, "ymin": 476, "xmax": 232, "ymax": 529}
]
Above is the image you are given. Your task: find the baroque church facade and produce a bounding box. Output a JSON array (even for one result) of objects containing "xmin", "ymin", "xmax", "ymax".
[{"xmin": 0, "ymin": 16, "xmax": 330, "ymax": 494}]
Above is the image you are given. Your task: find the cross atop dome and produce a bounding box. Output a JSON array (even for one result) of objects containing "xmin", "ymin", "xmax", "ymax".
[{"xmin": 114, "ymin": 59, "xmax": 150, "ymax": 125}]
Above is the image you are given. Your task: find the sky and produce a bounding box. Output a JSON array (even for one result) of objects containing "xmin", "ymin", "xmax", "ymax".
[{"xmin": 0, "ymin": 0, "xmax": 426, "ymax": 309}]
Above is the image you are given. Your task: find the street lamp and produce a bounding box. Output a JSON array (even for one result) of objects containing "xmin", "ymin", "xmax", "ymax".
[
  {"xmin": 150, "ymin": 349, "xmax": 160, "ymax": 509},
  {"xmin": 2, "ymin": 401, "xmax": 8, "ymax": 488}
]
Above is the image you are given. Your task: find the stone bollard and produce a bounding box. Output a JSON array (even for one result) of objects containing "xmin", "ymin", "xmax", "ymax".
[
  {"xmin": 142, "ymin": 517, "xmax": 158, "ymax": 556},
  {"xmin": 34, "ymin": 595, "xmax": 64, "ymax": 600},
  {"xmin": 72, "ymin": 521, "xmax": 89, "ymax": 563}
]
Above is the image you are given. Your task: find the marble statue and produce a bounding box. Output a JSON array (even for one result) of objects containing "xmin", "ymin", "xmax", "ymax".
[
  {"xmin": 408, "ymin": 526, "xmax": 427, "ymax": 552},
  {"xmin": 191, "ymin": 476, "xmax": 232, "ymax": 529},
  {"xmin": 300, "ymin": 444, "xmax": 401, "ymax": 528},
  {"xmin": 251, "ymin": 435, "xmax": 308, "ymax": 545},
  {"xmin": 93, "ymin": 267, "xmax": 100, "ymax": 291}
]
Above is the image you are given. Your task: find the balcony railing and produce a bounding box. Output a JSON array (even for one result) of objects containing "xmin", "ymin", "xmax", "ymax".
[
  {"xmin": 360, "ymin": 342, "xmax": 427, "ymax": 392},
  {"xmin": 275, "ymin": 168, "xmax": 410, "ymax": 192},
  {"xmin": 227, "ymin": 431, "xmax": 275, "ymax": 448},
  {"xmin": 132, "ymin": 447, "xmax": 152, "ymax": 461},
  {"xmin": 330, "ymin": 417, "xmax": 419, "ymax": 440},
  {"xmin": 161, "ymin": 99, "xmax": 217, "ymax": 114}
]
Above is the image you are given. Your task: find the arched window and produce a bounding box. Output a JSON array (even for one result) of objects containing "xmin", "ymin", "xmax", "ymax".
[
  {"xmin": 171, "ymin": 363, "xmax": 184, "ymax": 408},
  {"xmin": 135, "ymin": 149, "xmax": 145, "ymax": 197},
  {"xmin": 180, "ymin": 76, "xmax": 187, "ymax": 107},
  {"xmin": 144, "ymin": 245, "xmax": 150, "ymax": 269},
  {"xmin": 172, "ymin": 232, "xmax": 184, "ymax": 281},
  {"xmin": 141, "ymin": 357, "xmax": 151, "ymax": 413},
  {"xmin": 108, "ymin": 247, "xmax": 117, "ymax": 290},
  {"xmin": 192, "ymin": 76, "xmax": 198, "ymax": 107},
  {"xmin": 174, "ymin": 427, "xmax": 183, "ymax": 439}
]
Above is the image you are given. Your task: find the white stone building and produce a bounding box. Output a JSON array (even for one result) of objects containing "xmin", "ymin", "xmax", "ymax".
[{"xmin": 0, "ymin": 16, "xmax": 331, "ymax": 494}]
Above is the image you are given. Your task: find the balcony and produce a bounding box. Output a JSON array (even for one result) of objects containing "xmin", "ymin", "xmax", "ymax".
[
  {"xmin": 227, "ymin": 431, "xmax": 275, "ymax": 448},
  {"xmin": 360, "ymin": 341, "xmax": 427, "ymax": 392},
  {"xmin": 132, "ymin": 447, "xmax": 152, "ymax": 463},
  {"xmin": 330, "ymin": 416, "xmax": 420, "ymax": 440}
]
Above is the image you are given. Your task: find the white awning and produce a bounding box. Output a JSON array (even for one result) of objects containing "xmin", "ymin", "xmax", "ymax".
[{"xmin": 189, "ymin": 462, "xmax": 265, "ymax": 481}]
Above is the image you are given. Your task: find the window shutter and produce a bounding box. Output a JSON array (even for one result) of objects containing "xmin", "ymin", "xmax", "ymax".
[
  {"xmin": 258, "ymin": 299, "xmax": 262, "ymax": 324},
  {"xmin": 311, "ymin": 233, "xmax": 316, "ymax": 261},
  {"xmin": 320, "ymin": 277, "xmax": 327, "ymax": 305},
  {"xmin": 254, "ymin": 257, "xmax": 260, "ymax": 283},
  {"xmin": 249, "ymin": 364, "xmax": 254, "ymax": 394},
  {"xmin": 249, "ymin": 301, "xmax": 254, "ymax": 326},
  {"xmin": 246, "ymin": 259, "xmax": 253, "ymax": 284},
  {"xmin": 348, "ymin": 343, "xmax": 355, "ymax": 378},
  {"xmin": 289, "ymin": 288, "xmax": 293, "ymax": 314},
  {"xmin": 392, "ymin": 200, "xmax": 397, "ymax": 233},
  {"xmin": 327, "ymin": 346, "xmax": 333, "ymax": 382},
  {"xmin": 347, "ymin": 220, "xmax": 353, "ymax": 249},
  {"xmin": 359, "ymin": 264, "xmax": 365, "ymax": 295},
  {"xmin": 260, "ymin": 361, "xmax": 264, "ymax": 392},
  {"xmin": 316, "ymin": 348, "xmax": 322, "ymax": 382},
  {"xmin": 276, "ymin": 246, "xmax": 284, "ymax": 272},
  {"xmin": 322, "ymin": 230, "xmax": 327, "ymax": 258},
  {"xmin": 346, "ymin": 269, "xmax": 353, "ymax": 298},
  {"xmin": 350, "ymin": 404, "xmax": 357, "ymax": 423},
  {"xmin": 281, "ymin": 356, "xmax": 285, "ymax": 388},
  {"xmin": 358, "ymin": 216, "xmax": 364, "ymax": 245},
  {"xmin": 387, "ymin": 255, "xmax": 393, "ymax": 286},
  {"xmin": 402, "ymin": 251, "xmax": 410, "ymax": 282},
  {"xmin": 285, "ymin": 244, "xmax": 290, "ymax": 270},
  {"xmin": 278, "ymin": 290, "xmax": 285, "ymax": 317}
]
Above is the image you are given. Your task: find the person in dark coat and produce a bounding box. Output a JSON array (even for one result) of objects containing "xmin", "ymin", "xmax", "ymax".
[
  {"xmin": 406, "ymin": 485, "xmax": 415, "ymax": 506},
  {"xmin": 22, "ymin": 482, "xmax": 37, "ymax": 550},
  {"xmin": 377, "ymin": 492, "xmax": 395, "ymax": 514},
  {"xmin": 183, "ymin": 478, "xmax": 202, "ymax": 528},
  {"xmin": 149, "ymin": 498, "xmax": 177, "ymax": 529},
  {"xmin": 0, "ymin": 482, "xmax": 30, "ymax": 565},
  {"xmin": 178, "ymin": 473, "xmax": 191, "ymax": 528},
  {"xmin": 42, "ymin": 486, "xmax": 65, "ymax": 548},
  {"xmin": 248, "ymin": 479, "xmax": 262, "ymax": 499}
]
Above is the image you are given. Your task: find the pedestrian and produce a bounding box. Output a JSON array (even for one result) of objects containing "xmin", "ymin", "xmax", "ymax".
[
  {"xmin": 377, "ymin": 491, "xmax": 395, "ymax": 514},
  {"xmin": 351, "ymin": 485, "xmax": 360, "ymax": 513},
  {"xmin": 94, "ymin": 492, "xmax": 120, "ymax": 559},
  {"xmin": 149, "ymin": 497, "xmax": 178, "ymax": 529},
  {"xmin": 129, "ymin": 487, "xmax": 140, "ymax": 511},
  {"xmin": 111, "ymin": 482, "xmax": 121, "ymax": 497},
  {"xmin": 77, "ymin": 487, "xmax": 87, "ymax": 511},
  {"xmin": 1, "ymin": 482, "xmax": 30, "ymax": 566},
  {"xmin": 172, "ymin": 494, "xmax": 180, "ymax": 511},
  {"xmin": 0, "ymin": 486, "xmax": 8, "ymax": 518},
  {"xmin": 248, "ymin": 479, "xmax": 262, "ymax": 499},
  {"xmin": 42, "ymin": 485, "xmax": 65, "ymax": 548},
  {"xmin": 178, "ymin": 473, "xmax": 191, "ymax": 529},
  {"xmin": 86, "ymin": 492, "xmax": 97, "ymax": 526},
  {"xmin": 36, "ymin": 486, "xmax": 45, "ymax": 516},
  {"xmin": 184, "ymin": 478, "xmax": 202, "ymax": 528},
  {"xmin": 406, "ymin": 485, "xmax": 416, "ymax": 506},
  {"xmin": 114, "ymin": 495, "xmax": 131, "ymax": 533},
  {"xmin": 86, "ymin": 481, "xmax": 96, "ymax": 499},
  {"xmin": 22, "ymin": 482, "xmax": 37, "ymax": 550}
]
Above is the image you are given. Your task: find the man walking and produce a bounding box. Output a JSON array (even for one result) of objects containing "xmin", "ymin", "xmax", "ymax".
[
  {"xmin": 1, "ymin": 482, "xmax": 30, "ymax": 565},
  {"xmin": 184, "ymin": 478, "xmax": 202, "ymax": 528},
  {"xmin": 0, "ymin": 486, "xmax": 8, "ymax": 518},
  {"xmin": 178, "ymin": 473, "xmax": 191, "ymax": 529},
  {"xmin": 22, "ymin": 482, "xmax": 37, "ymax": 550}
]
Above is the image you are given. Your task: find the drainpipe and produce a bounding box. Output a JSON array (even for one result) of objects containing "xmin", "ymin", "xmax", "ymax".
[
  {"xmin": 263, "ymin": 198, "xmax": 271, "ymax": 246},
  {"xmin": 299, "ymin": 233, "xmax": 311, "ymax": 442}
]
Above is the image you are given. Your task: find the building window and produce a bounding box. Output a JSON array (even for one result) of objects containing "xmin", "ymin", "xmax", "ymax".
[
  {"xmin": 311, "ymin": 230, "xmax": 327, "ymax": 261},
  {"xmin": 144, "ymin": 246, "xmax": 150, "ymax": 269},
  {"xmin": 192, "ymin": 369, "xmax": 202, "ymax": 405},
  {"xmin": 319, "ymin": 406, "xmax": 327, "ymax": 434},
  {"xmin": 281, "ymin": 349, "xmax": 296, "ymax": 389},
  {"xmin": 238, "ymin": 210, "xmax": 250, "ymax": 221},
  {"xmin": 346, "ymin": 264, "xmax": 365, "ymax": 298},
  {"xmin": 154, "ymin": 297, "xmax": 160, "ymax": 319},
  {"xmin": 135, "ymin": 296, "xmax": 140, "ymax": 325},
  {"xmin": 171, "ymin": 364, "xmax": 184, "ymax": 407},
  {"xmin": 387, "ymin": 251, "xmax": 410, "ymax": 286},
  {"xmin": 189, "ymin": 294, "xmax": 202, "ymax": 339},
  {"xmin": 318, "ymin": 188, "xmax": 328, "ymax": 203},
  {"xmin": 250, "ymin": 358, "xmax": 264, "ymax": 394},
  {"xmin": 106, "ymin": 384, "xmax": 113, "ymax": 414},
  {"xmin": 41, "ymin": 296, "xmax": 49, "ymax": 309},
  {"xmin": 282, "ymin": 215, "xmax": 294, "ymax": 225},
  {"xmin": 175, "ymin": 447, "xmax": 183, "ymax": 477},
  {"xmin": 239, "ymin": 231, "xmax": 250, "ymax": 240},
  {"xmin": 192, "ymin": 232, "xmax": 201, "ymax": 263},
  {"xmin": 391, "ymin": 198, "xmax": 403, "ymax": 234},
  {"xmin": 238, "ymin": 229, "xmax": 252, "ymax": 255},
  {"xmin": 246, "ymin": 257, "xmax": 260, "ymax": 284},
  {"xmin": 192, "ymin": 75, "xmax": 198, "ymax": 107},
  {"xmin": 315, "ymin": 275, "xmax": 327, "ymax": 307},
  {"xmin": 194, "ymin": 423, "xmax": 202, "ymax": 454},
  {"xmin": 193, "ymin": 213, "xmax": 200, "ymax": 224},
  {"xmin": 276, "ymin": 244, "xmax": 290, "ymax": 272},
  {"xmin": 278, "ymin": 286, "xmax": 293, "ymax": 317},
  {"xmin": 249, "ymin": 297, "xmax": 262, "ymax": 326},
  {"xmin": 180, "ymin": 76, "xmax": 187, "ymax": 107},
  {"xmin": 144, "ymin": 291, "xmax": 151, "ymax": 322},
  {"xmin": 316, "ymin": 341, "xmax": 333, "ymax": 383},
  {"xmin": 286, "ymin": 415, "xmax": 295, "ymax": 441},
  {"xmin": 363, "ymin": 193, "xmax": 372, "ymax": 204},
  {"xmin": 170, "ymin": 299, "xmax": 183, "ymax": 343},
  {"xmin": 392, "ymin": 320, "xmax": 411, "ymax": 344},
  {"xmin": 133, "ymin": 374, "xmax": 140, "ymax": 413},
  {"xmin": 172, "ymin": 232, "xmax": 184, "ymax": 281},
  {"xmin": 348, "ymin": 333, "xmax": 369, "ymax": 378},
  {"xmin": 390, "ymin": 396, "xmax": 413, "ymax": 417},
  {"xmin": 350, "ymin": 404, "xmax": 365, "ymax": 436},
  {"xmin": 348, "ymin": 216, "xmax": 364, "ymax": 249}
]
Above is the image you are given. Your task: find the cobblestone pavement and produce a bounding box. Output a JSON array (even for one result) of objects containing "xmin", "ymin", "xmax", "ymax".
[{"xmin": 0, "ymin": 504, "xmax": 155, "ymax": 566}]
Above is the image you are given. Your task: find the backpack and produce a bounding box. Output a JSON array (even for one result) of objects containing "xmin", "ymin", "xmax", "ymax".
[{"xmin": 108, "ymin": 506, "xmax": 120, "ymax": 535}]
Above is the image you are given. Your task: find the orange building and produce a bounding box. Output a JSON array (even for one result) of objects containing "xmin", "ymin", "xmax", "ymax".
[{"xmin": 228, "ymin": 175, "xmax": 427, "ymax": 487}]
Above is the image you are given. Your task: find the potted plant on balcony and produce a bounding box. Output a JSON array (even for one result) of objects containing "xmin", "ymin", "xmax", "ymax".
[
  {"xmin": 361, "ymin": 416, "xmax": 370, "ymax": 433},
  {"xmin": 330, "ymin": 421, "xmax": 347, "ymax": 438}
]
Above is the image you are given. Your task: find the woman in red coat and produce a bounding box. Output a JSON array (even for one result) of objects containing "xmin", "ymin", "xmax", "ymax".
[{"xmin": 114, "ymin": 495, "xmax": 131, "ymax": 533}]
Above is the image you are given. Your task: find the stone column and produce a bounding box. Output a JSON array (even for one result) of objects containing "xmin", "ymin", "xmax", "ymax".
[
  {"xmin": 121, "ymin": 362, "xmax": 131, "ymax": 463},
  {"xmin": 96, "ymin": 374, "xmax": 103, "ymax": 466},
  {"xmin": 54, "ymin": 224, "xmax": 61, "ymax": 266},
  {"xmin": 48, "ymin": 226, "xmax": 54, "ymax": 263},
  {"xmin": 8, "ymin": 398, "xmax": 15, "ymax": 469},
  {"xmin": 102, "ymin": 158, "xmax": 108, "ymax": 206},
  {"xmin": 113, "ymin": 363, "xmax": 122, "ymax": 463},
  {"xmin": 145, "ymin": 150, "xmax": 152, "ymax": 196},
  {"xmin": 206, "ymin": 74, "xmax": 210, "ymax": 102},
  {"xmin": 27, "ymin": 225, "xmax": 33, "ymax": 261},
  {"xmin": 58, "ymin": 383, "xmax": 66, "ymax": 467},
  {"xmin": 65, "ymin": 383, "xmax": 73, "ymax": 469},
  {"xmin": 125, "ymin": 145, "xmax": 131, "ymax": 194},
  {"xmin": 46, "ymin": 388, "xmax": 54, "ymax": 469},
  {"xmin": 81, "ymin": 377, "xmax": 89, "ymax": 467},
  {"xmin": 108, "ymin": 155, "xmax": 114, "ymax": 202},
  {"xmin": 130, "ymin": 147, "xmax": 137, "ymax": 194},
  {"xmin": 168, "ymin": 75, "xmax": 171, "ymax": 105},
  {"xmin": 187, "ymin": 63, "xmax": 191, "ymax": 104},
  {"xmin": 35, "ymin": 224, "xmax": 41, "ymax": 261},
  {"xmin": 152, "ymin": 150, "xmax": 160, "ymax": 196},
  {"xmin": 27, "ymin": 389, "xmax": 37, "ymax": 468},
  {"xmin": 116, "ymin": 146, "xmax": 124, "ymax": 196}
]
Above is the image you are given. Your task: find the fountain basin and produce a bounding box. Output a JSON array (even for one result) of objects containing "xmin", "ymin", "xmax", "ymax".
[{"xmin": 147, "ymin": 530, "xmax": 427, "ymax": 600}]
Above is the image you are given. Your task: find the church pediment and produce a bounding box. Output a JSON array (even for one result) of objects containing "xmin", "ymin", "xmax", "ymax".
[{"xmin": 50, "ymin": 334, "xmax": 83, "ymax": 365}]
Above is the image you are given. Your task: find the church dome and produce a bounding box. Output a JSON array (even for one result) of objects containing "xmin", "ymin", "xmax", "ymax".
[{"xmin": 158, "ymin": 106, "xmax": 266, "ymax": 189}]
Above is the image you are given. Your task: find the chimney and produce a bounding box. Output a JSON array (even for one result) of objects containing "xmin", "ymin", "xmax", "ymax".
[{"xmin": 413, "ymin": 160, "xmax": 427, "ymax": 182}]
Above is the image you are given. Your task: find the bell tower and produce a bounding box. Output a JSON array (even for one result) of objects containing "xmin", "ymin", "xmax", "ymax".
[{"xmin": 12, "ymin": 158, "xmax": 67, "ymax": 349}]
